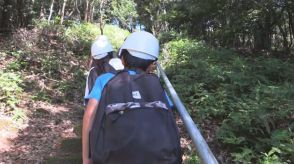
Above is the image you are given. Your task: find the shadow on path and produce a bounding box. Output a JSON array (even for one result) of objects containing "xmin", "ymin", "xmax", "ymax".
[{"xmin": 0, "ymin": 101, "xmax": 83, "ymax": 163}]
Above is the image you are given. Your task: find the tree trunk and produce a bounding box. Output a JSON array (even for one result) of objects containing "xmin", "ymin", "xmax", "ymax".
[
  {"xmin": 84, "ymin": 0, "xmax": 89, "ymax": 21},
  {"xmin": 100, "ymin": 17, "xmax": 104, "ymax": 35},
  {"xmin": 161, "ymin": 1, "xmax": 168, "ymax": 32},
  {"xmin": 48, "ymin": 0, "xmax": 55, "ymax": 23},
  {"xmin": 99, "ymin": 0, "xmax": 106, "ymax": 34},
  {"xmin": 89, "ymin": 0, "xmax": 96, "ymax": 22},
  {"xmin": 27, "ymin": 0, "xmax": 35, "ymax": 26},
  {"xmin": 129, "ymin": 17, "xmax": 133, "ymax": 32},
  {"xmin": 287, "ymin": 9, "xmax": 294, "ymax": 47},
  {"xmin": 57, "ymin": 0, "xmax": 62, "ymax": 15},
  {"xmin": 60, "ymin": 0, "xmax": 68, "ymax": 25},
  {"xmin": 68, "ymin": 0, "xmax": 81, "ymax": 20},
  {"xmin": 278, "ymin": 24, "xmax": 290, "ymax": 53},
  {"xmin": 0, "ymin": 0, "xmax": 12, "ymax": 32},
  {"xmin": 74, "ymin": 0, "xmax": 81, "ymax": 20},
  {"xmin": 16, "ymin": 0, "xmax": 26, "ymax": 27},
  {"xmin": 39, "ymin": 0, "xmax": 45, "ymax": 19},
  {"xmin": 254, "ymin": 18, "xmax": 272, "ymax": 51},
  {"xmin": 90, "ymin": 4, "xmax": 95, "ymax": 22}
]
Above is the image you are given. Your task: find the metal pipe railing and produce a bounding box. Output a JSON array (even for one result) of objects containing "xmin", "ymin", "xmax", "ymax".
[{"xmin": 157, "ymin": 63, "xmax": 218, "ymax": 164}]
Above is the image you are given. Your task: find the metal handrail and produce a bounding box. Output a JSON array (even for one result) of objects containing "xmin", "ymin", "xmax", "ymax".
[{"xmin": 157, "ymin": 63, "xmax": 218, "ymax": 164}]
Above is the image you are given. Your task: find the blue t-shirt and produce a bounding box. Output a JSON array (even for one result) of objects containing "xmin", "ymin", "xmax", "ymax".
[{"xmin": 85, "ymin": 71, "xmax": 173, "ymax": 108}]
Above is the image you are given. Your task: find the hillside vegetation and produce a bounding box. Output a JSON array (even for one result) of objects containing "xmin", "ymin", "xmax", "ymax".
[
  {"xmin": 1, "ymin": 0, "xmax": 294, "ymax": 162},
  {"xmin": 163, "ymin": 39, "xmax": 294, "ymax": 163},
  {"xmin": 0, "ymin": 22, "xmax": 129, "ymax": 162}
]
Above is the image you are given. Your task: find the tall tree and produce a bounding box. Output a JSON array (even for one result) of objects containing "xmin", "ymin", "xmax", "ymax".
[
  {"xmin": 111, "ymin": 0, "xmax": 137, "ymax": 32},
  {"xmin": 48, "ymin": 0, "xmax": 55, "ymax": 23},
  {"xmin": 0, "ymin": 0, "xmax": 13, "ymax": 32},
  {"xmin": 69, "ymin": 0, "xmax": 81, "ymax": 21},
  {"xmin": 153, "ymin": 0, "xmax": 294, "ymax": 52},
  {"xmin": 98, "ymin": 0, "xmax": 111, "ymax": 34},
  {"xmin": 60, "ymin": 0, "xmax": 68, "ymax": 24},
  {"xmin": 134, "ymin": 0, "xmax": 170, "ymax": 35},
  {"xmin": 84, "ymin": 0, "xmax": 89, "ymax": 21},
  {"xmin": 39, "ymin": 0, "xmax": 46, "ymax": 19}
]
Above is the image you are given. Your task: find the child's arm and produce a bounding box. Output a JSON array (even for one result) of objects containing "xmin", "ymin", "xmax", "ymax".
[
  {"xmin": 82, "ymin": 72, "xmax": 114, "ymax": 163},
  {"xmin": 82, "ymin": 98, "xmax": 99, "ymax": 164}
]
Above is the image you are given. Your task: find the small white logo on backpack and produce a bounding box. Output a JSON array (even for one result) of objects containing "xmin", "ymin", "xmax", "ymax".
[{"xmin": 132, "ymin": 91, "xmax": 142, "ymax": 99}]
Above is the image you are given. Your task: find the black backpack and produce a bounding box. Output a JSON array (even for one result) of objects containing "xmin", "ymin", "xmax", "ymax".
[
  {"xmin": 88, "ymin": 63, "xmax": 116, "ymax": 94},
  {"xmin": 89, "ymin": 70, "xmax": 182, "ymax": 164},
  {"xmin": 85, "ymin": 63, "xmax": 116, "ymax": 105}
]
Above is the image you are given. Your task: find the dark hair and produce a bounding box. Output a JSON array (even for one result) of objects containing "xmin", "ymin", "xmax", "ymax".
[
  {"xmin": 91, "ymin": 52, "xmax": 114, "ymax": 72},
  {"xmin": 121, "ymin": 49, "xmax": 155, "ymax": 71}
]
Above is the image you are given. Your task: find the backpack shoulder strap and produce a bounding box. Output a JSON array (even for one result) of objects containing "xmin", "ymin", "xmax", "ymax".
[
  {"xmin": 87, "ymin": 67, "xmax": 99, "ymax": 94},
  {"xmin": 103, "ymin": 62, "xmax": 117, "ymax": 74}
]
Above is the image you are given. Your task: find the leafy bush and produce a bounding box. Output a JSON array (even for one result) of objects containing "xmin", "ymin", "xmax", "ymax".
[
  {"xmin": 185, "ymin": 153, "xmax": 200, "ymax": 164},
  {"xmin": 163, "ymin": 39, "xmax": 294, "ymax": 162},
  {"xmin": 103, "ymin": 24, "xmax": 130, "ymax": 51},
  {"xmin": 158, "ymin": 30, "xmax": 182, "ymax": 44},
  {"xmin": 65, "ymin": 23, "xmax": 129, "ymax": 56},
  {"xmin": 65, "ymin": 23, "xmax": 100, "ymax": 55},
  {"xmin": 33, "ymin": 21, "xmax": 129, "ymax": 56},
  {"xmin": 32, "ymin": 19, "xmax": 49, "ymax": 29},
  {"xmin": 11, "ymin": 109, "xmax": 27, "ymax": 122},
  {"xmin": 0, "ymin": 72, "xmax": 23, "ymax": 112},
  {"xmin": 5, "ymin": 51, "xmax": 31, "ymax": 72},
  {"xmin": 56, "ymin": 67, "xmax": 85, "ymax": 103},
  {"xmin": 41, "ymin": 55, "xmax": 62, "ymax": 79}
]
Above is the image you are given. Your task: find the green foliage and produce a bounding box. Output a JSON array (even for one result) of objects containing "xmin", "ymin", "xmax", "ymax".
[
  {"xmin": 33, "ymin": 19, "xmax": 50, "ymax": 29},
  {"xmin": 11, "ymin": 109, "xmax": 27, "ymax": 122},
  {"xmin": 0, "ymin": 72, "xmax": 23, "ymax": 111},
  {"xmin": 4, "ymin": 22, "xmax": 129, "ymax": 106},
  {"xmin": 41, "ymin": 55, "xmax": 62, "ymax": 79},
  {"xmin": 231, "ymin": 147, "xmax": 254, "ymax": 163},
  {"xmin": 9, "ymin": 50, "xmax": 24, "ymax": 58},
  {"xmin": 31, "ymin": 90, "xmax": 52, "ymax": 102},
  {"xmin": 158, "ymin": 30, "xmax": 182, "ymax": 44},
  {"xmin": 111, "ymin": 0, "xmax": 138, "ymax": 30},
  {"xmin": 5, "ymin": 51, "xmax": 30, "ymax": 71},
  {"xmin": 185, "ymin": 153, "xmax": 200, "ymax": 164},
  {"xmin": 65, "ymin": 22, "xmax": 100, "ymax": 55},
  {"xmin": 164, "ymin": 39, "xmax": 294, "ymax": 162},
  {"xmin": 103, "ymin": 24, "xmax": 130, "ymax": 50},
  {"xmin": 53, "ymin": 16, "xmax": 61, "ymax": 25},
  {"xmin": 258, "ymin": 147, "xmax": 292, "ymax": 164},
  {"xmin": 156, "ymin": 0, "xmax": 294, "ymax": 52},
  {"xmin": 65, "ymin": 23, "xmax": 129, "ymax": 56},
  {"xmin": 56, "ymin": 68, "xmax": 85, "ymax": 102}
]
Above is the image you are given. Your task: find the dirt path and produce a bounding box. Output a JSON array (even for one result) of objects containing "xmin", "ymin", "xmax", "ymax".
[
  {"xmin": 0, "ymin": 100, "xmax": 83, "ymax": 163},
  {"xmin": 0, "ymin": 34, "xmax": 85, "ymax": 163},
  {"xmin": 0, "ymin": 101, "xmax": 195, "ymax": 163}
]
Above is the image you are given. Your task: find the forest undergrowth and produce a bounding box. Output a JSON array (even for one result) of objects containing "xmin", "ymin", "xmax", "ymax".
[
  {"xmin": 0, "ymin": 22, "xmax": 196, "ymax": 163},
  {"xmin": 0, "ymin": 22, "xmax": 87, "ymax": 163},
  {"xmin": 1, "ymin": 21, "xmax": 293, "ymax": 163},
  {"xmin": 162, "ymin": 39, "xmax": 294, "ymax": 163}
]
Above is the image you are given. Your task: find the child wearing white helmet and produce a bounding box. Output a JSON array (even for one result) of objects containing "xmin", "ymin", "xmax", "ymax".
[
  {"xmin": 82, "ymin": 31, "xmax": 181, "ymax": 164},
  {"xmin": 84, "ymin": 35, "xmax": 124, "ymax": 105}
]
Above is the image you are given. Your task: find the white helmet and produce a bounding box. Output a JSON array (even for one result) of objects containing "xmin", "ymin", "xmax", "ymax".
[
  {"xmin": 91, "ymin": 35, "xmax": 114, "ymax": 59},
  {"xmin": 118, "ymin": 31, "xmax": 159, "ymax": 60}
]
